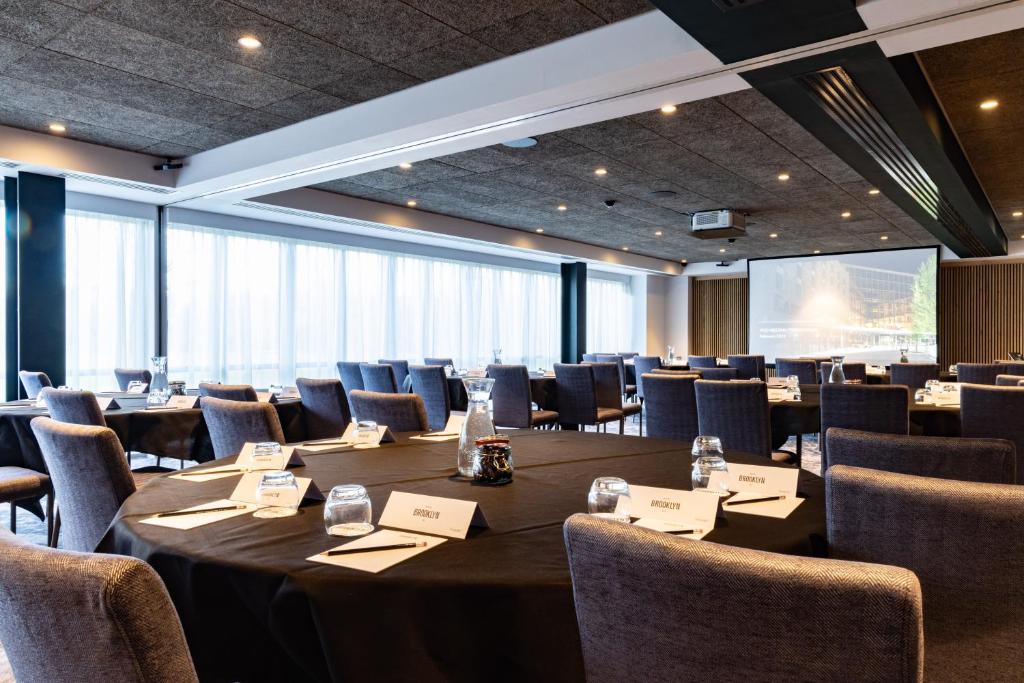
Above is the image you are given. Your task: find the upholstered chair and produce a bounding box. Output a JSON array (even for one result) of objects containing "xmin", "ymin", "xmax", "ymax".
[
  {"xmin": 18, "ymin": 370, "xmax": 52, "ymax": 399},
  {"xmin": 201, "ymin": 396, "xmax": 285, "ymax": 459},
  {"xmin": 42, "ymin": 388, "xmax": 106, "ymax": 427},
  {"xmin": 487, "ymin": 364, "xmax": 558, "ymax": 429},
  {"xmin": 296, "ymin": 378, "xmax": 351, "ymax": 440},
  {"xmin": 956, "ymin": 362, "xmax": 1006, "ymax": 385},
  {"xmin": 113, "ymin": 368, "xmax": 152, "ymax": 391},
  {"xmin": 409, "ymin": 365, "xmax": 451, "ymax": 431},
  {"xmin": 359, "ymin": 363, "xmax": 399, "ymax": 394},
  {"xmin": 819, "ymin": 362, "xmax": 867, "ymax": 384},
  {"xmin": 348, "ymin": 390, "xmax": 429, "ymax": 432},
  {"xmin": 695, "ymin": 380, "xmax": 773, "ymax": 458},
  {"xmin": 423, "ymin": 357, "xmax": 454, "ymax": 368},
  {"xmin": 642, "ymin": 373, "xmax": 698, "ymax": 443},
  {"xmin": 819, "ymin": 384, "xmax": 908, "ymax": 471},
  {"xmin": 889, "ymin": 363, "xmax": 939, "ymax": 390},
  {"xmin": 687, "ymin": 355, "xmax": 717, "ymax": 369},
  {"xmin": 198, "ymin": 383, "xmax": 258, "ymax": 402},
  {"xmin": 727, "ymin": 354, "xmax": 765, "ymax": 380},
  {"xmin": 553, "ymin": 364, "xmax": 624, "ymax": 432},
  {"xmin": 336, "ymin": 361, "xmax": 365, "ymax": 417},
  {"xmin": 632, "ymin": 356, "xmax": 662, "ymax": 401},
  {"xmin": 774, "ymin": 358, "xmax": 817, "ymax": 385},
  {"xmin": 377, "ymin": 359, "xmax": 411, "ymax": 392},
  {"xmin": 960, "ymin": 384, "xmax": 1024, "ymax": 482},
  {"xmin": 697, "ymin": 367, "xmax": 739, "ymax": 381}
]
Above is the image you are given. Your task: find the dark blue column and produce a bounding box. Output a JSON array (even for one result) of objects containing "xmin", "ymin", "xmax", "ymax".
[
  {"xmin": 560, "ymin": 262, "xmax": 586, "ymax": 363},
  {"xmin": 16, "ymin": 172, "xmax": 65, "ymax": 394},
  {"xmin": 4, "ymin": 177, "xmax": 17, "ymax": 400}
]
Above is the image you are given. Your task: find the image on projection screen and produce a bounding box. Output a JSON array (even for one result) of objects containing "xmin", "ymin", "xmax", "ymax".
[{"xmin": 748, "ymin": 248, "xmax": 938, "ymax": 365}]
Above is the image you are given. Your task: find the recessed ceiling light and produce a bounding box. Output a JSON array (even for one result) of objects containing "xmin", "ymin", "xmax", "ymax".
[
  {"xmin": 48, "ymin": 123, "xmax": 66, "ymax": 133},
  {"xmin": 238, "ymin": 35, "xmax": 262, "ymax": 49},
  {"xmin": 880, "ymin": 235, "xmax": 889, "ymax": 240},
  {"xmin": 650, "ymin": 190, "xmax": 677, "ymax": 199},
  {"xmin": 398, "ymin": 162, "xmax": 412, "ymax": 170},
  {"xmin": 535, "ymin": 228, "xmax": 544, "ymax": 233},
  {"xmin": 660, "ymin": 104, "xmax": 677, "ymax": 115},
  {"xmin": 814, "ymin": 250, "xmax": 821, "ymax": 254},
  {"xmin": 769, "ymin": 233, "xmax": 778, "ymax": 238},
  {"xmin": 719, "ymin": 248, "xmax": 726, "ymax": 253},
  {"xmin": 777, "ymin": 173, "xmax": 790, "ymax": 181},
  {"xmin": 655, "ymin": 230, "xmax": 663, "ymax": 236},
  {"xmin": 841, "ymin": 211, "xmax": 852, "ymax": 218},
  {"xmin": 979, "ymin": 99, "xmax": 999, "ymax": 110},
  {"xmin": 502, "ymin": 137, "xmax": 537, "ymax": 148},
  {"xmin": 869, "ymin": 189, "xmax": 880, "ymax": 195},
  {"xmin": 594, "ymin": 167, "xmax": 607, "ymax": 176},
  {"xmin": 1013, "ymin": 211, "xmax": 1023, "ymax": 218},
  {"xmin": 557, "ymin": 204, "xmax": 567, "ymax": 211},
  {"xmin": 681, "ymin": 259, "xmax": 687, "ymax": 264},
  {"xmin": 406, "ymin": 200, "xmax": 417, "ymax": 207},
  {"xmin": 622, "ymin": 246, "xmax": 630, "ymax": 251}
]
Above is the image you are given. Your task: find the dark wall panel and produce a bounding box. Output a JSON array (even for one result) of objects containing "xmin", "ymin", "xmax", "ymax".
[
  {"xmin": 4, "ymin": 178, "xmax": 16, "ymax": 400},
  {"xmin": 561, "ymin": 262, "xmax": 586, "ymax": 363}
]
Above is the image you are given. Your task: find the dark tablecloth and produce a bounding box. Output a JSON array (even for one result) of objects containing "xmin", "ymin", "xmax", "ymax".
[{"xmin": 101, "ymin": 430, "xmax": 826, "ymax": 683}]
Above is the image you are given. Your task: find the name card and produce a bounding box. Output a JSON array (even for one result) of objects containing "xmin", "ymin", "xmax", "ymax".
[
  {"xmin": 96, "ymin": 397, "xmax": 120, "ymax": 411},
  {"xmin": 256, "ymin": 391, "xmax": 278, "ymax": 404},
  {"xmin": 126, "ymin": 381, "xmax": 148, "ymax": 394},
  {"xmin": 410, "ymin": 414, "xmax": 465, "ymax": 442},
  {"xmin": 709, "ymin": 463, "xmax": 799, "ymax": 497},
  {"xmin": 340, "ymin": 422, "xmax": 396, "ymax": 447},
  {"xmin": 767, "ymin": 387, "xmax": 798, "ymax": 402},
  {"xmin": 622, "ymin": 485, "xmax": 720, "ymax": 527},
  {"xmin": 164, "ymin": 394, "xmax": 200, "ymax": 409},
  {"xmin": 236, "ymin": 442, "xmax": 304, "ymax": 470},
  {"xmin": 378, "ymin": 491, "xmax": 488, "ymax": 539},
  {"xmin": 465, "ymin": 369, "xmax": 487, "ymax": 378},
  {"xmin": 228, "ymin": 471, "xmax": 324, "ymax": 506}
]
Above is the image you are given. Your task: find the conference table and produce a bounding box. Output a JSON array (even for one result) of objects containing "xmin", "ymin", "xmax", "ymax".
[{"xmin": 101, "ymin": 430, "xmax": 827, "ymax": 683}]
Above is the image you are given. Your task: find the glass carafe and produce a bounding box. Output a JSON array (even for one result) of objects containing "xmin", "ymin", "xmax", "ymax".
[
  {"xmin": 147, "ymin": 355, "xmax": 169, "ymax": 406},
  {"xmin": 828, "ymin": 355, "xmax": 846, "ymax": 384},
  {"xmin": 458, "ymin": 378, "xmax": 495, "ymax": 477}
]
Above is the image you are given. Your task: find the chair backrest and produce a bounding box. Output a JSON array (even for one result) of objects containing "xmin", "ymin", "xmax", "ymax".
[
  {"xmin": 336, "ymin": 361, "xmax": 365, "ymax": 417},
  {"xmin": 201, "ymin": 396, "xmax": 285, "ymax": 460},
  {"xmin": 825, "ymin": 427, "xmax": 1015, "ymax": 484},
  {"xmin": 581, "ymin": 353, "xmax": 598, "ymax": 363},
  {"xmin": 487, "ymin": 364, "xmax": 532, "ymax": 429},
  {"xmin": 694, "ymin": 379, "xmax": 772, "ymax": 457},
  {"xmin": 113, "ymin": 368, "xmax": 152, "ymax": 392},
  {"xmin": 348, "ymin": 390, "xmax": 429, "ymax": 432},
  {"xmin": 0, "ymin": 530, "xmax": 200, "ymax": 683},
  {"xmin": 633, "ymin": 356, "xmax": 662, "ymax": 399},
  {"xmin": 408, "ymin": 365, "xmax": 451, "ymax": 431},
  {"xmin": 956, "ymin": 362, "xmax": 1007, "ymax": 385},
  {"xmin": 423, "ymin": 357, "xmax": 454, "ymax": 368},
  {"xmin": 994, "ymin": 374, "xmax": 1024, "ymax": 386},
  {"xmin": 377, "ymin": 359, "xmax": 411, "ymax": 391},
  {"xmin": 697, "ymin": 367, "xmax": 739, "ymax": 381},
  {"xmin": 295, "ymin": 378, "xmax": 351, "ymax": 440},
  {"xmin": 42, "ymin": 388, "xmax": 106, "ymax": 427},
  {"xmin": 819, "ymin": 362, "xmax": 867, "ymax": 383},
  {"xmin": 30, "ymin": 417, "xmax": 135, "ymax": 553},
  {"xmin": 197, "ymin": 383, "xmax": 258, "ymax": 402},
  {"xmin": 820, "ymin": 383, "xmax": 908, "ymax": 470},
  {"xmin": 359, "ymin": 363, "xmax": 398, "ymax": 394},
  {"xmin": 827, "ymin": 465, "xmax": 1023, "ymax": 683},
  {"xmin": 642, "ymin": 373, "xmax": 698, "ymax": 443},
  {"xmin": 554, "ymin": 363, "xmax": 598, "ymax": 426},
  {"xmin": 889, "ymin": 363, "xmax": 939, "ymax": 390},
  {"xmin": 588, "ymin": 362, "xmax": 623, "ymax": 410},
  {"xmin": 960, "ymin": 384, "xmax": 1024, "ymax": 483},
  {"xmin": 727, "ymin": 354, "xmax": 765, "ymax": 380},
  {"xmin": 775, "ymin": 358, "xmax": 817, "ymax": 385},
  {"xmin": 616, "ymin": 352, "xmax": 638, "ymax": 359},
  {"xmin": 594, "ymin": 354, "xmax": 627, "ymax": 395},
  {"xmin": 687, "ymin": 355, "xmax": 717, "ymax": 369},
  {"xmin": 564, "ymin": 514, "xmax": 923, "ymax": 683},
  {"xmin": 18, "ymin": 370, "xmax": 52, "ymax": 399}
]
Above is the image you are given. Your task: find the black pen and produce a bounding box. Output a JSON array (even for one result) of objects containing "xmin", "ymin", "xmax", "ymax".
[
  {"xmin": 666, "ymin": 528, "xmax": 702, "ymax": 535},
  {"xmin": 725, "ymin": 495, "xmax": 786, "ymax": 506},
  {"xmin": 155, "ymin": 504, "xmax": 248, "ymax": 517},
  {"xmin": 323, "ymin": 542, "xmax": 426, "ymax": 556}
]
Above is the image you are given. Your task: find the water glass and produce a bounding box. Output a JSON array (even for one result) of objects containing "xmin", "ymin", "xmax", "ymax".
[
  {"xmin": 444, "ymin": 364, "xmax": 455, "ymax": 377},
  {"xmin": 324, "ymin": 484, "xmax": 373, "ymax": 536},
  {"xmin": 666, "ymin": 345, "xmax": 675, "ymax": 361},
  {"xmin": 914, "ymin": 388, "xmax": 927, "ymax": 403},
  {"xmin": 253, "ymin": 471, "xmax": 300, "ymax": 518},
  {"xmin": 354, "ymin": 420, "xmax": 379, "ymax": 446},
  {"xmin": 925, "ymin": 379, "xmax": 941, "ymax": 394},
  {"xmin": 691, "ymin": 435, "xmax": 724, "ymax": 461},
  {"xmin": 269, "ymin": 383, "xmax": 283, "ymax": 396},
  {"xmin": 785, "ymin": 375, "xmax": 799, "ymax": 391},
  {"xmin": 247, "ymin": 441, "xmax": 282, "ymax": 471},
  {"xmin": 587, "ymin": 477, "xmax": 631, "ymax": 522},
  {"xmin": 692, "ymin": 456, "xmax": 730, "ymax": 495},
  {"xmin": 492, "ymin": 348, "xmax": 503, "ymax": 364}
]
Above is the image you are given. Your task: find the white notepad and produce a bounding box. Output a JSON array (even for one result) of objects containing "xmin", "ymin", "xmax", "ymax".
[
  {"xmin": 139, "ymin": 499, "xmax": 259, "ymax": 529},
  {"xmin": 307, "ymin": 529, "xmax": 446, "ymax": 573}
]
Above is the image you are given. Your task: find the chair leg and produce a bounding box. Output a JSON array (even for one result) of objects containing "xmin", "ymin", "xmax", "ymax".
[
  {"xmin": 50, "ymin": 509, "xmax": 61, "ymax": 548},
  {"xmin": 619, "ymin": 418, "xmax": 625, "ymax": 434},
  {"xmin": 9, "ymin": 502, "xmax": 16, "ymax": 534},
  {"xmin": 45, "ymin": 493, "xmax": 55, "ymax": 546},
  {"xmin": 639, "ymin": 411, "xmax": 643, "ymax": 437}
]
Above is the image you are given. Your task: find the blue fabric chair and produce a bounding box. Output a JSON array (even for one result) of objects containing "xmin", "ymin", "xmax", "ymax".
[
  {"xmin": 633, "ymin": 356, "xmax": 662, "ymax": 400},
  {"xmin": 336, "ymin": 361, "xmax": 365, "ymax": 417},
  {"xmin": 18, "ymin": 371, "xmax": 52, "ymax": 400},
  {"xmin": 113, "ymin": 368, "xmax": 152, "ymax": 392},
  {"xmin": 360, "ymin": 363, "xmax": 398, "ymax": 394},
  {"xmin": 775, "ymin": 358, "xmax": 817, "ymax": 385},
  {"xmin": 378, "ymin": 359, "xmax": 412, "ymax": 392},
  {"xmin": 296, "ymin": 378, "xmax": 351, "ymax": 439},
  {"xmin": 687, "ymin": 355, "xmax": 718, "ymax": 369},
  {"xmin": 409, "ymin": 365, "xmax": 451, "ymax": 431}
]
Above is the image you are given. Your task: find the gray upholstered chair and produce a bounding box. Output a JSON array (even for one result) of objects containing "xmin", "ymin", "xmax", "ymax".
[
  {"xmin": 819, "ymin": 361, "xmax": 867, "ymax": 384},
  {"xmin": 961, "ymin": 384, "xmax": 1024, "ymax": 483},
  {"xmin": 589, "ymin": 362, "xmax": 629, "ymax": 434},
  {"xmin": 994, "ymin": 374, "xmax": 1023, "ymax": 386},
  {"xmin": 642, "ymin": 373, "xmax": 698, "ymax": 443},
  {"xmin": 41, "ymin": 388, "xmax": 106, "ymax": 427},
  {"xmin": 553, "ymin": 364, "xmax": 624, "ymax": 432},
  {"xmin": 581, "ymin": 353, "xmax": 599, "ymax": 363},
  {"xmin": 424, "ymin": 357, "xmax": 454, "ymax": 368},
  {"xmin": 0, "ymin": 467, "xmax": 53, "ymax": 543},
  {"xmin": 687, "ymin": 355, "xmax": 717, "ymax": 369},
  {"xmin": 825, "ymin": 427, "xmax": 1015, "ymax": 484},
  {"xmin": 377, "ymin": 359, "xmax": 411, "ymax": 392},
  {"xmin": 0, "ymin": 530, "xmax": 199, "ymax": 683},
  {"xmin": 198, "ymin": 383, "xmax": 258, "ymax": 402},
  {"xmin": 595, "ymin": 354, "xmax": 636, "ymax": 400},
  {"xmin": 889, "ymin": 363, "xmax": 939, "ymax": 390},
  {"xmin": 695, "ymin": 379, "xmax": 774, "ymax": 459},
  {"xmin": 487, "ymin": 364, "xmax": 558, "ymax": 429},
  {"xmin": 820, "ymin": 384, "xmax": 908, "ymax": 471},
  {"xmin": 632, "ymin": 356, "xmax": 662, "ymax": 401},
  {"xmin": 564, "ymin": 514, "xmax": 924, "ymax": 683},
  {"xmin": 774, "ymin": 358, "xmax": 817, "ymax": 385},
  {"xmin": 727, "ymin": 354, "xmax": 765, "ymax": 380},
  {"xmin": 409, "ymin": 365, "xmax": 451, "ymax": 431},
  {"xmin": 616, "ymin": 352, "xmax": 638, "ymax": 359},
  {"xmin": 201, "ymin": 396, "xmax": 285, "ymax": 460},
  {"xmin": 697, "ymin": 367, "xmax": 739, "ymax": 381},
  {"xmin": 31, "ymin": 417, "xmax": 135, "ymax": 553},
  {"xmin": 827, "ymin": 465, "xmax": 1023, "ymax": 683},
  {"xmin": 956, "ymin": 362, "xmax": 1006, "ymax": 385},
  {"xmin": 296, "ymin": 378, "xmax": 351, "ymax": 440},
  {"xmin": 359, "ymin": 363, "xmax": 398, "ymax": 394},
  {"xmin": 113, "ymin": 368, "xmax": 152, "ymax": 391},
  {"xmin": 348, "ymin": 390, "xmax": 429, "ymax": 432},
  {"xmin": 18, "ymin": 370, "xmax": 52, "ymax": 399},
  {"xmin": 336, "ymin": 361, "xmax": 365, "ymax": 417}
]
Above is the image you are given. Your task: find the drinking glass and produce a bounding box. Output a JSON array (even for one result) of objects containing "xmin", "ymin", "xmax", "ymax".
[
  {"xmin": 691, "ymin": 435, "xmax": 729, "ymax": 495},
  {"xmin": 666, "ymin": 345, "xmax": 675, "ymax": 361},
  {"xmin": 247, "ymin": 441, "xmax": 281, "ymax": 471},
  {"xmin": 691, "ymin": 435, "xmax": 724, "ymax": 461},
  {"xmin": 443, "ymin": 364, "xmax": 454, "ymax": 377},
  {"xmin": 269, "ymin": 383, "xmax": 283, "ymax": 396},
  {"xmin": 925, "ymin": 379, "xmax": 941, "ymax": 395},
  {"xmin": 914, "ymin": 388, "xmax": 927, "ymax": 403},
  {"xmin": 353, "ymin": 420, "xmax": 379, "ymax": 446},
  {"xmin": 253, "ymin": 471, "xmax": 300, "ymax": 518},
  {"xmin": 324, "ymin": 484, "xmax": 373, "ymax": 536},
  {"xmin": 587, "ymin": 477, "xmax": 631, "ymax": 523},
  {"xmin": 492, "ymin": 348, "xmax": 503, "ymax": 364}
]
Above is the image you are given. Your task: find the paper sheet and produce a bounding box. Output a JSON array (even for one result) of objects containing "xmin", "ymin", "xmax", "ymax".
[
  {"xmin": 722, "ymin": 491, "xmax": 803, "ymax": 519},
  {"xmin": 139, "ymin": 499, "xmax": 259, "ymax": 529},
  {"xmin": 632, "ymin": 517, "xmax": 711, "ymax": 540},
  {"xmin": 307, "ymin": 529, "xmax": 446, "ymax": 573},
  {"xmin": 410, "ymin": 414, "xmax": 465, "ymax": 442},
  {"xmin": 294, "ymin": 440, "xmax": 356, "ymax": 455},
  {"xmin": 169, "ymin": 463, "xmax": 246, "ymax": 482}
]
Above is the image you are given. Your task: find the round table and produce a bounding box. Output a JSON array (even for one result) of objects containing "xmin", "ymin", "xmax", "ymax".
[{"xmin": 101, "ymin": 431, "xmax": 827, "ymax": 683}]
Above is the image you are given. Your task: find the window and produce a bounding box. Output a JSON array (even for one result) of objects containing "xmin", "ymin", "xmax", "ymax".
[
  {"xmin": 65, "ymin": 209, "xmax": 156, "ymax": 390},
  {"xmin": 166, "ymin": 221, "xmax": 561, "ymax": 385},
  {"xmin": 587, "ymin": 275, "xmax": 634, "ymax": 354}
]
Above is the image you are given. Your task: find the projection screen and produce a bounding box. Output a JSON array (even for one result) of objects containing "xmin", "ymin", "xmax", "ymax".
[{"xmin": 748, "ymin": 247, "xmax": 938, "ymax": 365}]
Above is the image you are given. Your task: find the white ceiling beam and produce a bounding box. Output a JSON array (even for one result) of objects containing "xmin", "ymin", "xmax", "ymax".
[{"xmin": 858, "ymin": 0, "xmax": 1024, "ymax": 56}]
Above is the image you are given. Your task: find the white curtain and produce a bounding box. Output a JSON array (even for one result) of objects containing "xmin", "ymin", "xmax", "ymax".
[
  {"xmin": 166, "ymin": 221, "xmax": 561, "ymax": 385},
  {"xmin": 587, "ymin": 276, "xmax": 635, "ymax": 354},
  {"xmin": 65, "ymin": 209, "xmax": 156, "ymax": 391}
]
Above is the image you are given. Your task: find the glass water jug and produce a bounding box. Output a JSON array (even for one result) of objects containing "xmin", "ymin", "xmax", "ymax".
[
  {"xmin": 147, "ymin": 355, "xmax": 170, "ymax": 406},
  {"xmin": 458, "ymin": 377, "xmax": 495, "ymax": 477},
  {"xmin": 828, "ymin": 355, "xmax": 846, "ymax": 384}
]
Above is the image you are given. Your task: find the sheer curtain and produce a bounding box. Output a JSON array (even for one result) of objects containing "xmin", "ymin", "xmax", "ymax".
[
  {"xmin": 166, "ymin": 221, "xmax": 561, "ymax": 386},
  {"xmin": 587, "ymin": 276, "xmax": 635, "ymax": 354},
  {"xmin": 65, "ymin": 209, "xmax": 155, "ymax": 391}
]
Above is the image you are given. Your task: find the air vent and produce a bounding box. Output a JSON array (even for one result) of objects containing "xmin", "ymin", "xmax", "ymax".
[
  {"xmin": 800, "ymin": 66, "xmax": 988, "ymax": 257},
  {"xmin": 711, "ymin": 0, "xmax": 768, "ymax": 10},
  {"xmin": 59, "ymin": 171, "xmax": 176, "ymax": 195}
]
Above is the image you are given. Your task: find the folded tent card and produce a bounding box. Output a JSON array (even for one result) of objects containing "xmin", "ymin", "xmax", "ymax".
[
  {"xmin": 709, "ymin": 463, "xmax": 803, "ymax": 519},
  {"xmin": 95, "ymin": 397, "xmax": 121, "ymax": 411},
  {"xmin": 378, "ymin": 491, "xmax": 488, "ymax": 539},
  {"xmin": 169, "ymin": 442, "xmax": 304, "ymax": 482},
  {"xmin": 227, "ymin": 471, "xmax": 325, "ymax": 506},
  {"xmin": 622, "ymin": 485, "xmax": 720, "ymax": 539},
  {"xmin": 126, "ymin": 380, "xmax": 149, "ymax": 394},
  {"xmin": 409, "ymin": 415, "xmax": 465, "ymax": 441}
]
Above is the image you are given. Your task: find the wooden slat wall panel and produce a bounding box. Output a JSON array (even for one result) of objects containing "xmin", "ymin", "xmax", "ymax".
[
  {"xmin": 938, "ymin": 262, "xmax": 1024, "ymax": 367},
  {"xmin": 689, "ymin": 277, "xmax": 748, "ymax": 357}
]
